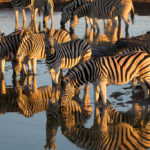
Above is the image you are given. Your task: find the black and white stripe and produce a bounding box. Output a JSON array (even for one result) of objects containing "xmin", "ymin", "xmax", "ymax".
[{"xmin": 60, "ymin": 52, "xmax": 150, "ymax": 104}]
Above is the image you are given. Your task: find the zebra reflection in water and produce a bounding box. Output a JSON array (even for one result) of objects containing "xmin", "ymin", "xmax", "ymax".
[
  {"xmin": 60, "ymin": 98, "xmax": 150, "ymax": 150},
  {"xmin": 0, "ymin": 75, "xmax": 51, "ymax": 117},
  {"xmin": 45, "ymin": 84, "xmax": 92, "ymax": 150}
]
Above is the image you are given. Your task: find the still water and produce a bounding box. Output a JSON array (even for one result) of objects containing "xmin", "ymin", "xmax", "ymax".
[{"xmin": 0, "ymin": 5, "xmax": 150, "ymax": 150}]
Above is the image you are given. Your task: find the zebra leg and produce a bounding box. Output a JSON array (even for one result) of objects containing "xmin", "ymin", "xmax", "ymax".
[
  {"xmin": 93, "ymin": 82, "xmax": 100, "ymax": 103},
  {"xmin": 27, "ymin": 60, "xmax": 32, "ymax": 74},
  {"xmin": 0, "ymin": 76, "xmax": 6, "ymax": 94},
  {"xmin": 85, "ymin": 16, "xmax": 89, "ymax": 28},
  {"xmin": 117, "ymin": 16, "xmax": 122, "ymax": 39},
  {"xmin": 99, "ymin": 80, "xmax": 107, "ymax": 105},
  {"xmin": 0, "ymin": 59, "xmax": 5, "ymax": 79},
  {"xmin": 15, "ymin": 9, "xmax": 19, "ymax": 30},
  {"xmin": 122, "ymin": 14, "xmax": 130, "ymax": 38},
  {"xmin": 50, "ymin": 68, "xmax": 60, "ymax": 104},
  {"xmin": 50, "ymin": 10, "xmax": 54, "ymax": 29},
  {"xmin": 31, "ymin": 58, "xmax": 37, "ymax": 75},
  {"xmin": 138, "ymin": 79, "xmax": 149, "ymax": 99},
  {"xmin": 70, "ymin": 15, "xmax": 79, "ymax": 33},
  {"xmin": 22, "ymin": 9, "xmax": 26, "ymax": 30},
  {"xmin": 132, "ymin": 78, "xmax": 138, "ymax": 91},
  {"xmin": 21, "ymin": 63, "xmax": 27, "ymax": 75}
]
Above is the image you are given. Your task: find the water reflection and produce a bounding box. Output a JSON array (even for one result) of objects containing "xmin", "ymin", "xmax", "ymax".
[
  {"xmin": 45, "ymin": 85, "xmax": 92, "ymax": 149},
  {"xmin": 60, "ymin": 98, "xmax": 150, "ymax": 150},
  {"xmin": 0, "ymin": 75, "xmax": 51, "ymax": 117}
]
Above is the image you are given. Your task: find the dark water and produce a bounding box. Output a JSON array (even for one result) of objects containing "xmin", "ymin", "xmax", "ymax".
[{"xmin": 0, "ymin": 6, "xmax": 150, "ymax": 150}]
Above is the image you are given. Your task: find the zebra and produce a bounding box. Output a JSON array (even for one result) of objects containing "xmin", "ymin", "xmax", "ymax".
[
  {"xmin": 60, "ymin": 101, "xmax": 150, "ymax": 150},
  {"xmin": 70, "ymin": 0, "xmax": 135, "ymax": 38},
  {"xmin": 45, "ymin": 32, "xmax": 92, "ymax": 102},
  {"xmin": 11, "ymin": 0, "xmax": 54, "ymax": 31},
  {"xmin": 60, "ymin": 52, "xmax": 150, "ymax": 105},
  {"xmin": 11, "ymin": 0, "xmax": 34, "ymax": 30},
  {"xmin": 0, "ymin": 29, "xmax": 33, "ymax": 79},
  {"xmin": 60, "ymin": 0, "xmax": 99, "ymax": 31},
  {"xmin": 13, "ymin": 28, "xmax": 71, "ymax": 78}
]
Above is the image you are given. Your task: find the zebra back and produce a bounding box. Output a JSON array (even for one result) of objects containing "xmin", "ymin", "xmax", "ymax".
[
  {"xmin": 0, "ymin": 29, "xmax": 32, "ymax": 60},
  {"xmin": 60, "ymin": 0, "xmax": 94, "ymax": 26},
  {"xmin": 45, "ymin": 38, "xmax": 92, "ymax": 70},
  {"xmin": 11, "ymin": 0, "xmax": 34, "ymax": 9}
]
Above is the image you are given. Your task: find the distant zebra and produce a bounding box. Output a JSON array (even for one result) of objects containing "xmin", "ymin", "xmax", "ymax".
[
  {"xmin": 70, "ymin": 0, "xmax": 135, "ymax": 38},
  {"xmin": 11, "ymin": 0, "xmax": 34, "ymax": 30},
  {"xmin": 0, "ymin": 29, "xmax": 32, "ymax": 78},
  {"xmin": 60, "ymin": 0, "xmax": 99, "ymax": 30},
  {"xmin": 60, "ymin": 52, "xmax": 150, "ymax": 105},
  {"xmin": 14, "ymin": 28, "xmax": 71, "ymax": 78},
  {"xmin": 11, "ymin": 0, "xmax": 54, "ymax": 31}
]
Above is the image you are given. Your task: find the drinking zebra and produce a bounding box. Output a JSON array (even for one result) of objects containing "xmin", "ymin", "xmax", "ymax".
[
  {"xmin": 70, "ymin": 0, "xmax": 135, "ymax": 38},
  {"xmin": 60, "ymin": 0, "xmax": 99, "ymax": 30},
  {"xmin": 60, "ymin": 52, "xmax": 150, "ymax": 105}
]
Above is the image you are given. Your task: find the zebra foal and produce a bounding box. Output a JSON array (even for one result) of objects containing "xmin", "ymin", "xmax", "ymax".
[
  {"xmin": 60, "ymin": 52, "xmax": 150, "ymax": 104},
  {"xmin": 70, "ymin": 0, "xmax": 135, "ymax": 38}
]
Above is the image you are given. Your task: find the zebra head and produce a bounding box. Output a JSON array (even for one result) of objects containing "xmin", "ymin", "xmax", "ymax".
[
  {"xmin": 60, "ymin": 9, "xmax": 72, "ymax": 28},
  {"xmin": 59, "ymin": 76, "xmax": 75, "ymax": 105}
]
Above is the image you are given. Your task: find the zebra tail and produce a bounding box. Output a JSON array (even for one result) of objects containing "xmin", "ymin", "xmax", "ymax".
[{"xmin": 130, "ymin": 4, "xmax": 135, "ymax": 24}]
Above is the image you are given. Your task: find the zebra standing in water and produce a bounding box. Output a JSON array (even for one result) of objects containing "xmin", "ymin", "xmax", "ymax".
[
  {"xmin": 0, "ymin": 29, "xmax": 32, "ymax": 78},
  {"xmin": 13, "ymin": 28, "xmax": 71, "ymax": 78},
  {"xmin": 11, "ymin": 0, "xmax": 34, "ymax": 30},
  {"xmin": 60, "ymin": 52, "xmax": 150, "ymax": 105},
  {"xmin": 70, "ymin": 0, "xmax": 135, "ymax": 38},
  {"xmin": 60, "ymin": 0, "xmax": 99, "ymax": 31},
  {"xmin": 11, "ymin": 0, "xmax": 54, "ymax": 31}
]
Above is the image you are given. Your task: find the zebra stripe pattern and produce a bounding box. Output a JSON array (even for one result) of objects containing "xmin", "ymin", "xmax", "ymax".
[
  {"xmin": 70, "ymin": 0, "xmax": 134, "ymax": 37},
  {"xmin": 60, "ymin": 0, "xmax": 95, "ymax": 29},
  {"xmin": 14, "ymin": 29, "xmax": 71, "ymax": 77},
  {"xmin": 0, "ymin": 29, "xmax": 32, "ymax": 77},
  {"xmin": 45, "ymin": 38, "xmax": 92, "ymax": 86},
  {"xmin": 61, "ymin": 52, "xmax": 150, "ymax": 104},
  {"xmin": 60, "ymin": 103, "xmax": 150, "ymax": 150},
  {"xmin": 113, "ymin": 45, "xmax": 150, "ymax": 56}
]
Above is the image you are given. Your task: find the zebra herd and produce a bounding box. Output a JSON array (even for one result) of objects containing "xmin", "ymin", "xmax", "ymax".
[{"xmin": 0, "ymin": 0, "xmax": 150, "ymax": 107}]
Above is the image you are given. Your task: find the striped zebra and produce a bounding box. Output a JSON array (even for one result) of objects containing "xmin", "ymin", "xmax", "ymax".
[
  {"xmin": 11, "ymin": 0, "xmax": 54, "ymax": 31},
  {"xmin": 13, "ymin": 28, "xmax": 71, "ymax": 78},
  {"xmin": 0, "ymin": 29, "xmax": 33, "ymax": 78},
  {"xmin": 60, "ymin": 103, "xmax": 150, "ymax": 150},
  {"xmin": 60, "ymin": 0, "xmax": 99, "ymax": 31},
  {"xmin": 45, "ymin": 34, "xmax": 92, "ymax": 100},
  {"xmin": 60, "ymin": 52, "xmax": 150, "ymax": 105},
  {"xmin": 70, "ymin": 0, "xmax": 135, "ymax": 38},
  {"xmin": 112, "ymin": 43, "xmax": 150, "ymax": 56},
  {"xmin": 11, "ymin": 0, "xmax": 34, "ymax": 30}
]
